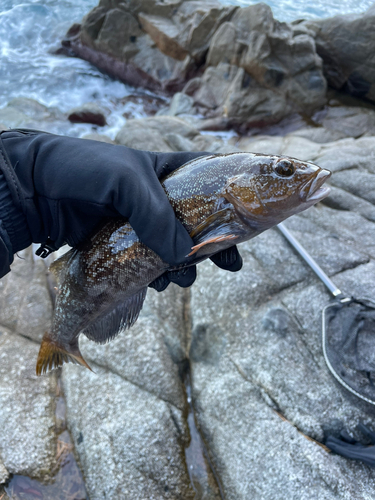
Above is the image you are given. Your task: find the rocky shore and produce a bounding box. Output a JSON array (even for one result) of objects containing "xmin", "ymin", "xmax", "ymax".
[{"xmin": 1, "ymin": 1, "xmax": 375, "ymax": 499}]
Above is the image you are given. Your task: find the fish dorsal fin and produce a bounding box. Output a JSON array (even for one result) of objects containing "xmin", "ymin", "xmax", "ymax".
[
  {"xmin": 188, "ymin": 207, "xmax": 239, "ymax": 257},
  {"xmin": 82, "ymin": 287, "xmax": 148, "ymax": 344},
  {"xmin": 36, "ymin": 331, "xmax": 92, "ymax": 376},
  {"xmin": 49, "ymin": 249, "xmax": 75, "ymax": 285}
]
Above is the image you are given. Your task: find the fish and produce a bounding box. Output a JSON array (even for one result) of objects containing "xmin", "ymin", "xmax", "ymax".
[{"xmin": 36, "ymin": 152, "xmax": 331, "ymax": 375}]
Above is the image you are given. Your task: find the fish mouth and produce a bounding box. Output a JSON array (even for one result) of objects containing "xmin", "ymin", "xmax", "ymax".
[{"xmin": 301, "ymin": 169, "xmax": 331, "ymax": 203}]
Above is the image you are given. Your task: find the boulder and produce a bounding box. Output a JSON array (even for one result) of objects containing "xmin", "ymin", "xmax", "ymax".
[
  {"xmin": 157, "ymin": 91, "xmax": 195, "ymax": 116},
  {"xmin": 82, "ymin": 132, "xmax": 114, "ymax": 143},
  {"xmin": 64, "ymin": 0, "xmax": 236, "ymax": 92},
  {"xmin": 63, "ymin": 1, "xmax": 327, "ymax": 128},
  {"xmin": 0, "ymin": 98, "xmax": 61, "ymax": 129},
  {"xmin": 306, "ymin": 4, "xmax": 375, "ymax": 102},
  {"xmin": 67, "ymin": 102, "xmax": 109, "ymax": 126},
  {"xmin": 115, "ymin": 115, "xmax": 200, "ymax": 151},
  {"xmin": 140, "ymin": 2, "xmax": 236, "ymax": 64},
  {"xmin": 185, "ymin": 4, "xmax": 326, "ymax": 128}
]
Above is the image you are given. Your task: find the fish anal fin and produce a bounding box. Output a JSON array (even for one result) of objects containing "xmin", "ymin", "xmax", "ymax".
[
  {"xmin": 83, "ymin": 287, "xmax": 147, "ymax": 344},
  {"xmin": 188, "ymin": 234, "xmax": 238, "ymax": 256},
  {"xmin": 36, "ymin": 332, "xmax": 92, "ymax": 376}
]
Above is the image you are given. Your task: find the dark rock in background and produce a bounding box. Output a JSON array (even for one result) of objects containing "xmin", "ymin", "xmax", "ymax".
[
  {"xmin": 67, "ymin": 102, "xmax": 109, "ymax": 126},
  {"xmin": 63, "ymin": 0, "xmax": 327, "ymax": 128},
  {"xmin": 306, "ymin": 4, "xmax": 375, "ymax": 103}
]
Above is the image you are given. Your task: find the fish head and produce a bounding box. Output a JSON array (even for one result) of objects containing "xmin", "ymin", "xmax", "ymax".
[{"xmin": 223, "ymin": 154, "xmax": 331, "ymax": 229}]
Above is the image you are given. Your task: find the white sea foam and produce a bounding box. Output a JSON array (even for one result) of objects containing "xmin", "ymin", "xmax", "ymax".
[{"xmin": 0, "ymin": 0, "xmax": 373, "ymax": 138}]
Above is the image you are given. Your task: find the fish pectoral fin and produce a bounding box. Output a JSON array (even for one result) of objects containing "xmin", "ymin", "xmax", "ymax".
[
  {"xmin": 83, "ymin": 288, "xmax": 148, "ymax": 344},
  {"xmin": 189, "ymin": 207, "xmax": 240, "ymax": 257},
  {"xmin": 36, "ymin": 332, "xmax": 92, "ymax": 376},
  {"xmin": 189, "ymin": 208, "xmax": 233, "ymax": 239},
  {"xmin": 49, "ymin": 249, "xmax": 75, "ymax": 285},
  {"xmin": 188, "ymin": 234, "xmax": 238, "ymax": 256}
]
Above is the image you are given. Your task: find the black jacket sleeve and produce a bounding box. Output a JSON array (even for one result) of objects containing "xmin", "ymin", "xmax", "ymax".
[{"xmin": 0, "ymin": 142, "xmax": 32, "ymax": 278}]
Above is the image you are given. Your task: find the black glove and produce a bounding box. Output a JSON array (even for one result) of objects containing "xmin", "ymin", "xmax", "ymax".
[
  {"xmin": 325, "ymin": 423, "xmax": 375, "ymax": 467},
  {"xmin": 0, "ymin": 129, "xmax": 242, "ymax": 289}
]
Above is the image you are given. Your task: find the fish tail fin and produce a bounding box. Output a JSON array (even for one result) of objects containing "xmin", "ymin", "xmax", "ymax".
[{"xmin": 36, "ymin": 332, "xmax": 92, "ymax": 376}]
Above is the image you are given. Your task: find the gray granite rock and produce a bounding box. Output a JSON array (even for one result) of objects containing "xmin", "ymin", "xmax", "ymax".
[
  {"xmin": 0, "ymin": 460, "xmax": 9, "ymax": 484},
  {"xmin": 320, "ymin": 105, "xmax": 375, "ymax": 138},
  {"xmin": 1, "ymin": 120, "xmax": 375, "ymax": 498},
  {"xmin": 158, "ymin": 92, "xmax": 195, "ymax": 117},
  {"xmin": 77, "ymin": 284, "xmax": 189, "ymax": 410},
  {"xmin": 313, "ymin": 136, "xmax": 375, "ymax": 173},
  {"xmin": 289, "ymin": 125, "xmax": 347, "ymax": 143},
  {"xmin": 0, "ymin": 98, "xmax": 60, "ymax": 129},
  {"xmin": 189, "ymin": 202, "xmax": 375, "ymax": 498},
  {"xmin": 62, "ymin": 364, "xmax": 195, "ymax": 500},
  {"xmin": 115, "ymin": 115, "xmax": 199, "ymax": 151},
  {"xmin": 0, "ymin": 248, "xmax": 53, "ymax": 343},
  {"xmin": 0, "ymin": 329, "xmax": 56, "ymax": 479},
  {"xmin": 323, "ymin": 185, "xmax": 375, "ymax": 222},
  {"xmin": 237, "ymin": 134, "xmax": 323, "ymax": 160}
]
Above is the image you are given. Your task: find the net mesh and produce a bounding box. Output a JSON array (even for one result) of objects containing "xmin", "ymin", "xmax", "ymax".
[{"xmin": 323, "ymin": 298, "xmax": 375, "ymax": 405}]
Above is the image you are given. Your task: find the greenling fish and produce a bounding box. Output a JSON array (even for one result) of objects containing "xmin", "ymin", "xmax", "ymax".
[{"xmin": 36, "ymin": 152, "xmax": 331, "ymax": 375}]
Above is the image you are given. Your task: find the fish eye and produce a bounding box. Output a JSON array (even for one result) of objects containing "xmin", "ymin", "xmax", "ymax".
[{"xmin": 274, "ymin": 160, "xmax": 295, "ymax": 177}]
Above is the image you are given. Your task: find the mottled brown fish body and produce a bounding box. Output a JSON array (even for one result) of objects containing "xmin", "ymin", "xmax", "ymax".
[{"xmin": 36, "ymin": 153, "xmax": 331, "ymax": 375}]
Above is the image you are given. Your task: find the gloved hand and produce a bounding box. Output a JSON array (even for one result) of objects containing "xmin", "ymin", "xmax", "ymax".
[
  {"xmin": 0, "ymin": 129, "xmax": 242, "ymax": 289},
  {"xmin": 325, "ymin": 423, "xmax": 375, "ymax": 467}
]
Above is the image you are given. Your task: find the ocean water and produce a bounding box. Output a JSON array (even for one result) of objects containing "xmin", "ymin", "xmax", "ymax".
[{"xmin": 0, "ymin": 0, "xmax": 373, "ymax": 136}]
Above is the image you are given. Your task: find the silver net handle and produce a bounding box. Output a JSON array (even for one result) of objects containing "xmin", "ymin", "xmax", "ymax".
[{"xmin": 277, "ymin": 222, "xmax": 347, "ymax": 300}]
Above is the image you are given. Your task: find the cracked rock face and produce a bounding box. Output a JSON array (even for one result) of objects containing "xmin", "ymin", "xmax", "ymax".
[
  {"xmin": 188, "ymin": 134, "xmax": 375, "ymax": 499},
  {"xmin": 186, "ymin": 3, "xmax": 326, "ymax": 127},
  {"xmin": 0, "ymin": 250, "xmax": 57, "ymax": 485},
  {"xmin": 64, "ymin": 0, "xmax": 326, "ymax": 127},
  {"xmin": 63, "ymin": 365, "xmax": 195, "ymax": 500}
]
